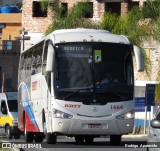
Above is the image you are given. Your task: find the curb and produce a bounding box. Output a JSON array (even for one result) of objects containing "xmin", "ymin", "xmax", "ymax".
[{"xmin": 122, "ymin": 134, "xmax": 148, "ymax": 138}]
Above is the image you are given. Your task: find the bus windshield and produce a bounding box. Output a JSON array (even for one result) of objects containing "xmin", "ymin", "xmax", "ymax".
[
  {"xmin": 54, "ymin": 42, "xmax": 134, "ymax": 105},
  {"xmin": 7, "ymin": 100, "xmax": 18, "ymax": 112}
]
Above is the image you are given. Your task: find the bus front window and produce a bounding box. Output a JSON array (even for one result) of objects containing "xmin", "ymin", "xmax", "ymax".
[
  {"xmin": 54, "ymin": 43, "xmax": 134, "ymax": 104},
  {"xmin": 55, "ymin": 44, "xmax": 93, "ymax": 90},
  {"xmin": 93, "ymin": 43, "xmax": 134, "ymax": 103}
]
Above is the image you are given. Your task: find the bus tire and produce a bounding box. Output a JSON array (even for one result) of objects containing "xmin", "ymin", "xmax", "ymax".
[
  {"xmin": 46, "ymin": 133, "xmax": 57, "ymax": 144},
  {"xmin": 35, "ymin": 133, "xmax": 44, "ymax": 142},
  {"xmin": 6, "ymin": 125, "xmax": 12, "ymax": 139},
  {"xmin": 110, "ymin": 135, "xmax": 121, "ymax": 145},
  {"xmin": 24, "ymin": 120, "xmax": 34, "ymax": 142},
  {"xmin": 14, "ymin": 132, "xmax": 21, "ymax": 139},
  {"xmin": 75, "ymin": 136, "xmax": 85, "ymax": 144},
  {"xmin": 42, "ymin": 110, "xmax": 47, "ymax": 135},
  {"xmin": 85, "ymin": 136, "xmax": 94, "ymax": 144}
]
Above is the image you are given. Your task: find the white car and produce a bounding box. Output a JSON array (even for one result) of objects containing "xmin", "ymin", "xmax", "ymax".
[{"xmin": 147, "ymin": 107, "xmax": 160, "ymax": 151}]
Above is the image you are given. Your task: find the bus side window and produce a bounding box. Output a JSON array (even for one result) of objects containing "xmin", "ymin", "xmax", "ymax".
[
  {"xmin": 31, "ymin": 56, "xmax": 36, "ymax": 75},
  {"xmin": 26, "ymin": 56, "xmax": 32, "ymax": 76},
  {"xmin": 31, "ymin": 42, "xmax": 43, "ymax": 75},
  {"xmin": 36, "ymin": 55, "xmax": 41, "ymax": 73}
]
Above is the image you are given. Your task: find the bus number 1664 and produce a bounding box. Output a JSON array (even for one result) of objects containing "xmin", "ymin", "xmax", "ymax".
[{"xmin": 111, "ymin": 105, "xmax": 123, "ymax": 110}]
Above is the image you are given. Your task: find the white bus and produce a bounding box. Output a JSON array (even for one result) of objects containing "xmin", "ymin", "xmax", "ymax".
[{"xmin": 18, "ymin": 28, "xmax": 144, "ymax": 144}]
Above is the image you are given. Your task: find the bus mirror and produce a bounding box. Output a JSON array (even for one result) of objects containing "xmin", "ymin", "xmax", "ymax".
[
  {"xmin": 46, "ymin": 44, "xmax": 55, "ymax": 72},
  {"xmin": 133, "ymin": 45, "xmax": 144, "ymax": 72}
]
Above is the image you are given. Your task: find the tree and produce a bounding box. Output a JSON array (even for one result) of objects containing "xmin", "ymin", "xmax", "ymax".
[
  {"xmin": 100, "ymin": 8, "xmax": 151, "ymax": 79},
  {"xmin": 41, "ymin": 0, "xmax": 99, "ymax": 35},
  {"xmin": 41, "ymin": 0, "xmax": 153, "ymax": 82},
  {"xmin": 140, "ymin": 0, "xmax": 160, "ymax": 103}
]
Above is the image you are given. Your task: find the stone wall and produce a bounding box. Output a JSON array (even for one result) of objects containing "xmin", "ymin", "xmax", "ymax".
[
  {"xmin": 133, "ymin": 38, "xmax": 160, "ymax": 82},
  {"xmin": 22, "ymin": 0, "xmax": 53, "ymax": 33},
  {"xmin": 22, "ymin": 0, "xmax": 131, "ymax": 34}
]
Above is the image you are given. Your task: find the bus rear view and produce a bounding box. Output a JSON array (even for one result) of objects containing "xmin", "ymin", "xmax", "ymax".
[{"xmin": 18, "ymin": 29, "xmax": 144, "ymax": 145}]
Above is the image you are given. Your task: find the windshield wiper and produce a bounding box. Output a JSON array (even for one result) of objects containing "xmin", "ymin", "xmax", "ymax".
[
  {"xmin": 110, "ymin": 91, "xmax": 127, "ymax": 100},
  {"xmin": 62, "ymin": 86, "xmax": 93, "ymax": 100},
  {"xmin": 96, "ymin": 90, "xmax": 127, "ymax": 101}
]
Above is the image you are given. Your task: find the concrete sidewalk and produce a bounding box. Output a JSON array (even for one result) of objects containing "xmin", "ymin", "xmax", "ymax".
[{"xmin": 122, "ymin": 134, "xmax": 148, "ymax": 138}]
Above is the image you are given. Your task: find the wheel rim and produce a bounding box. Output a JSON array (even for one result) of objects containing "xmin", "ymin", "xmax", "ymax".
[
  {"xmin": 43, "ymin": 122, "xmax": 47, "ymax": 135},
  {"xmin": 6, "ymin": 128, "xmax": 10, "ymax": 138}
]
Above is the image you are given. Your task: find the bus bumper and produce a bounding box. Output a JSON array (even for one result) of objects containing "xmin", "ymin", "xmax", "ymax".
[{"xmin": 51, "ymin": 118, "xmax": 134, "ymax": 135}]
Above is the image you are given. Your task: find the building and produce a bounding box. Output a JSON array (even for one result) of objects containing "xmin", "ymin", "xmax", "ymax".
[
  {"xmin": 22, "ymin": 0, "xmax": 147, "ymax": 49},
  {"xmin": 0, "ymin": 1, "xmax": 22, "ymax": 92}
]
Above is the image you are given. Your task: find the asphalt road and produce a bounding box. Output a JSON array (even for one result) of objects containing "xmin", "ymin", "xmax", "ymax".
[{"xmin": 0, "ymin": 127, "xmax": 148, "ymax": 151}]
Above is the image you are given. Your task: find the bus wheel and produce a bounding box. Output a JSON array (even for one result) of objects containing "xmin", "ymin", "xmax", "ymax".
[
  {"xmin": 6, "ymin": 125, "xmax": 12, "ymax": 139},
  {"xmin": 110, "ymin": 135, "xmax": 121, "ymax": 145},
  {"xmin": 75, "ymin": 136, "xmax": 85, "ymax": 144},
  {"xmin": 35, "ymin": 133, "xmax": 44, "ymax": 142},
  {"xmin": 42, "ymin": 113, "xmax": 47, "ymax": 135},
  {"xmin": 24, "ymin": 121, "xmax": 34, "ymax": 142},
  {"xmin": 14, "ymin": 132, "xmax": 21, "ymax": 139},
  {"xmin": 85, "ymin": 136, "xmax": 94, "ymax": 144},
  {"xmin": 46, "ymin": 133, "xmax": 57, "ymax": 144}
]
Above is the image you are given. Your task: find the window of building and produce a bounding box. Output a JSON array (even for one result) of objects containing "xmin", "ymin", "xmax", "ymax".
[
  {"xmin": 85, "ymin": 2, "xmax": 93, "ymax": 18},
  {"xmin": 105, "ymin": 2, "xmax": 121, "ymax": 16},
  {"xmin": 129, "ymin": 2, "xmax": 139, "ymax": 11},
  {"xmin": 32, "ymin": 1, "xmax": 47, "ymax": 17},
  {"xmin": 2, "ymin": 40, "xmax": 12, "ymax": 51},
  {"xmin": 84, "ymin": 2, "xmax": 93, "ymax": 18},
  {"xmin": 78, "ymin": 2, "xmax": 93, "ymax": 18},
  {"xmin": 61, "ymin": 3, "xmax": 68, "ymax": 18}
]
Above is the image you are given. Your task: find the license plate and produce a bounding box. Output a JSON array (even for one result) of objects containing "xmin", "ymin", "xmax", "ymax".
[{"xmin": 88, "ymin": 124, "xmax": 102, "ymax": 128}]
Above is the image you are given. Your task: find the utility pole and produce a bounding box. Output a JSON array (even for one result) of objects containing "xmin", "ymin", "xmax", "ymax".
[{"xmin": 15, "ymin": 28, "xmax": 30, "ymax": 51}]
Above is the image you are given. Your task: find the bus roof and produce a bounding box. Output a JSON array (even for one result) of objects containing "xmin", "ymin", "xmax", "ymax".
[
  {"xmin": 23, "ymin": 28, "xmax": 131, "ymax": 53},
  {"xmin": 51, "ymin": 28, "xmax": 131, "ymax": 45}
]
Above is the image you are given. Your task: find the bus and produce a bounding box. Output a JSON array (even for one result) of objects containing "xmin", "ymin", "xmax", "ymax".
[{"xmin": 18, "ymin": 28, "xmax": 144, "ymax": 144}]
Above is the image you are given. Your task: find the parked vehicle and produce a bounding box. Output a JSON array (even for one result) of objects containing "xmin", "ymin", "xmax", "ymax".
[
  {"xmin": 18, "ymin": 28, "xmax": 144, "ymax": 144},
  {"xmin": 147, "ymin": 106, "xmax": 160, "ymax": 151},
  {"xmin": 0, "ymin": 92, "xmax": 21, "ymax": 139}
]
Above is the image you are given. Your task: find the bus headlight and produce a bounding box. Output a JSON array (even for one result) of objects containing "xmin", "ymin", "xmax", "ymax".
[
  {"xmin": 116, "ymin": 110, "xmax": 134, "ymax": 120},
  {"xmin": 53, "ymin": 109, "xmax": 73, "ymax": 119}
]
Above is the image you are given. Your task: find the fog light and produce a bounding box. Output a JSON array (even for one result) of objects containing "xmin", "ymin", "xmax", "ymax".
[{"xmin": 58, "ymin": 122, "xmax": 63, "ymax": 126}]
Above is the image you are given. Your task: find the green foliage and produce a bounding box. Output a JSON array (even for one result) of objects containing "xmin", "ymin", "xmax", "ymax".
[
  {"xmin": 154, "ymin": 18, "xmax": 160, "ymax": 41},
  {"xmin": 45, "ymin": 2, "xmax": 99, "ymax": 34},
  {"xmin": 42, "ymin": 0, "xmax": 160, "ymax": 103},
  {"xmin": 100, "ymin": 12, "xmax": 119, "ymax": 32},
  {"xmin": 141, "ymin": 48, "xmax": 151, "ymax": 78},
  {"xmin": 155, "ymin": 83, "xmax": 160, "ymax": 103},
  {"xmin": 100, "ymin": 8, "xmax": 151, "ymax": 78},
  {"xmin": 155, "ymin": 60, "xmax": 160, "ymax": 103},
  {"xmin": 41, "ymin": 0, "xmax": 49, "ymax": 12},
  {"xmin": 142, "ymin": 0, "xmax": 160, "ymax": 20},
  {"xmin": 100, "ymin": 7, "xmax": 150, "ymax": 45}
]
